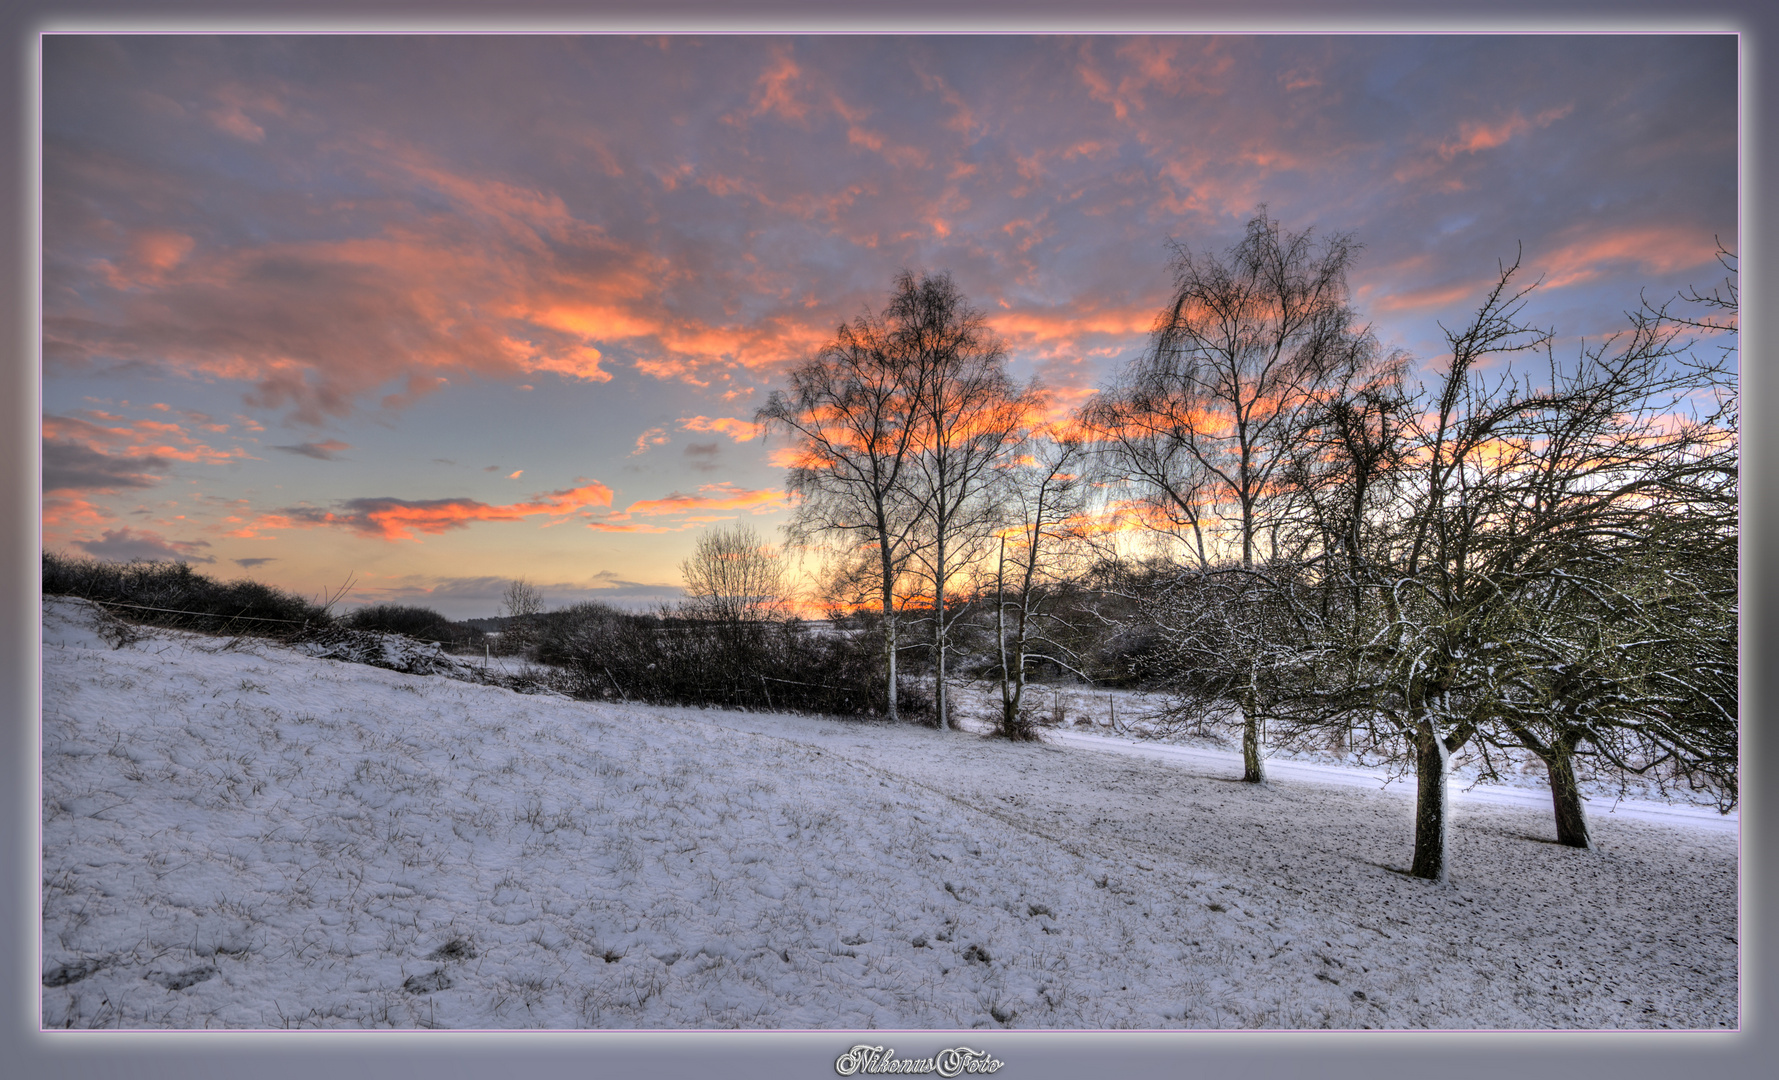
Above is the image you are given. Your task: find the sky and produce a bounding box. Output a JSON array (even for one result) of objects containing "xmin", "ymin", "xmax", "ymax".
[{"xmin": 39, "ymin": 34, "xmax": 1738, "ymax": 619}]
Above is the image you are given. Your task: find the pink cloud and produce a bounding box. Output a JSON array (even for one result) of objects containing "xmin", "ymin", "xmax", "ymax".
[
  {"xmin": 1535, "ymin": 224, "xmax": 1718, "ymax": 290},
  {"xmin": 46, "ymin": 411, "xmax": 251, "ymax": 466},
  {"xmin": 42, "ymin": 409, "xmax": 252, "ymax": 541},
  {"xmin": 49, "ymin": 135, "xmax": 894, "ymax": 420},
  {"xmin": 42, "ymin": 493, "xmax": 116, "ymax": 532},
  {"xmin": 1438, "ymin": 105, "xmax": 1573, "ymax": 159}
]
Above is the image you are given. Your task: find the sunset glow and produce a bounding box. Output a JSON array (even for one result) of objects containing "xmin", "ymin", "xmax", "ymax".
[{"xmin": 41, "ymin": 34, "xmax": 1736, "ymax": 616}]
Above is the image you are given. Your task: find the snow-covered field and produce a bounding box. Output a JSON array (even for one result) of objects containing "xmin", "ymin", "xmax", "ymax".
[
  {"xmin": 942, "ymin": 679, "xmax": 1737, "ymax": 818},
  {"xmin": 39, "ymin": 597, "xmax": 1738, "ymax": 1030}
]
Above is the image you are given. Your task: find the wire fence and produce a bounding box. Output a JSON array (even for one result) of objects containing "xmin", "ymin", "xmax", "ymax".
[{"xmin": 81, "ymin": 598, "xmax": 317, "ymax": 625}]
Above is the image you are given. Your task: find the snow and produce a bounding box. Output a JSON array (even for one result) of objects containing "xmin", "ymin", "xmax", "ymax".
[
  {"xmin": 39, "ymin": 597, "xmax": 1738, "ymax": 1030},
  {"xmin": 945, "ymin": 680, "xmax": 1737, "ymax": 820},
  {"xmin": 1042, "ymin": 730, "xmax": 1737, "ymax": 832}
]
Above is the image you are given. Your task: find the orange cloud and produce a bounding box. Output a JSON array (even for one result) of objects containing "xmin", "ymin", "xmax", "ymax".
[
  {"xmin": 585, "ymin": 484, "xmax": 794, "ymax": 531},
  {"xmin": 248, "ymin": 480, "xmax": 614, "ymax": 542},
  {"xmin": 620, "ymin": 482, "xmax": 790, "ymax": 518},
  {"xmin": 984, "ymin": 304, "xmax": 1159, "ymax": 387},
  {"xmin": 42, "ymin": 410, "xmax": 250, "ymax": 541},
  {"xmin": 1390, "ymin": 104, "xmax": 1579, "ymax": 190},
  {"xmin": 42, "ymin": 493, "xmax": 115, "ymax": 531},
  {"xmin": 587, "ymin": 482, "xmax": 792, "ymax": 531},
  {"xmin": 45, "ymin": 412, "xmax": 251, "ymax": 466},
  {"xmin": 679, "ymin": 415, "xmax": 764, "ymax": 442},
  {"xmin": 988, "ymin": 305, "xmax": 1155, "ymax": 346},
  {"xmin": 47, "ymin": 143, "xmax": 857, "ymax": 421},
  {"xmin": 1080, "ymin": 38, "xmax": 1231, "ymax": 122},
  {"xmin": 751, "ymin": 44, "xmax": 809, "ymax": 122},
  {"xmin": 741, "ymin": 42, "xmax": 927, "ymax": 168},
  {"xmin": 767, "ymin": 445, "xmax": 811, "ymax": 469}
]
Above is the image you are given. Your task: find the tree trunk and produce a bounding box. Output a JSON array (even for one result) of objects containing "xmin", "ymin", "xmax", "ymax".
[
  {"xmin": 884, "ymin": 601, "xmax": 899, "ymax": 723},
  {"xmin": 934, "ymin": 530, "xmax": 949, "ymax": 731},
  {"xmin": 1409, "ymin": 719, "xmax": 1451, "ymax": 882},
  {"xmin": 997, "ymin": 539, "xmax": 1015, "ymax": 734},
  {"xmin": 1239, "ymin": 671, "xmax": 1265, "ymax": 783},
  {"xmin": 1503, "ymin": 720, "xmax": 1591, "ymax": 850},
  {"xmin": 881, "ymin": 546, "xmax": 899, "ymax": 724},
  {"xmin": 1241, "ymin": 711, "xmax": 1264, "ymax": 783},
  {"xmin": 1543, "ymin": 737, "xmax": 1591, "ymax": 849}
]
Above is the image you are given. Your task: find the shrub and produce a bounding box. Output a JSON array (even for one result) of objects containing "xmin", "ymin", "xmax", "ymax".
[
  {"xmin": 41, "ymin": 551, "xmax": 334, "ymax": 638},
  {"xmin": 535, "ymin": 602, "xmax": 931, "ymax": 719},
  {"xmin": 345, "ymin": 604, "xmax": 480, "ymax": 646}
]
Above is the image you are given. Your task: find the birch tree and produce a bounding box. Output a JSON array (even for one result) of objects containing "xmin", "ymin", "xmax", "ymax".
[
  {"xmin": 895, "ymin": 272, "xmax": 1036, "ymax": 730},
  {"xmin": 758, "ymin": 302, "xmax": 924, "ymax": 721},
  {"xmin": 992, "ymin": 426, "xmax": 1091, "ymax": 738},
  {"xmin": 1082, "ymin": 208, "xmax": 1374, "ymax": 781}
]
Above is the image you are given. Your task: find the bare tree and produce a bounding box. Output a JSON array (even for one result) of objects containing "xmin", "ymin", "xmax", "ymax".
[
  {"xmin": 992, "ymin": 426, "xmax": 1092, "ymax": 738},
  {"xmin": 1310, "ymin": 257, "xmax": 1555, "ymax": 882},
  {"xmin": 897, "ymin": 272, "xmax": 1038, "ymax": 731},
  {"xmin": 678, "ymin": 524, "xmax": 788, "ymax": 623},
  {"xmin": 1082, "ymin": 208, "xmax": 1375, "ymax": 781},
  {"xmin": 501, "ymin": 577, "xmax": 544, "ymax": 654},
  {"xmin": 1265, "ymin": 251, "xmax": 1736, "ymax": 878},
  {"xmin": 761, "ymin": 270, "xmax": 1035, "ymax": 729},
  {"xmin": 758, "ymin": 294, "xmax": 927, "ymax": 721},
  {"xmin": 1473, "ymin": 263, "xmax": 1740, "ymax": 844}
]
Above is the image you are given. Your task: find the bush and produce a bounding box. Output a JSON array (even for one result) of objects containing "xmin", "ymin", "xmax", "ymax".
[
  {"xmin": 345, "ymin": 604, "xmax": 482, "ymax": 647},
  {"xmin": 42, "ymin": 551, "xmax": 334, "ymax": 638},
  {"xmin": 535, "ymin": 602, "xmax": 931, "ymax": 719}
]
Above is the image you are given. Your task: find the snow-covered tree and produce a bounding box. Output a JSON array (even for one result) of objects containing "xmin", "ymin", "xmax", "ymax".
[{"xmin": 1269, "ymin": 253, "xmax": 1737, "ymax": 876}]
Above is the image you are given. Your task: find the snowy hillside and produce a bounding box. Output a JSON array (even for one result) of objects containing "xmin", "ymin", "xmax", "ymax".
[{"xmin": 39, "ymin": 597, "xmax": 1737, "ymax": 1029}]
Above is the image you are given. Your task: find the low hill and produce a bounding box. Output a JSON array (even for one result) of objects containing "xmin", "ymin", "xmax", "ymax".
[{"xmin": 39, "ymin": 597, "xmax": 1736, "ymax": 1029}]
